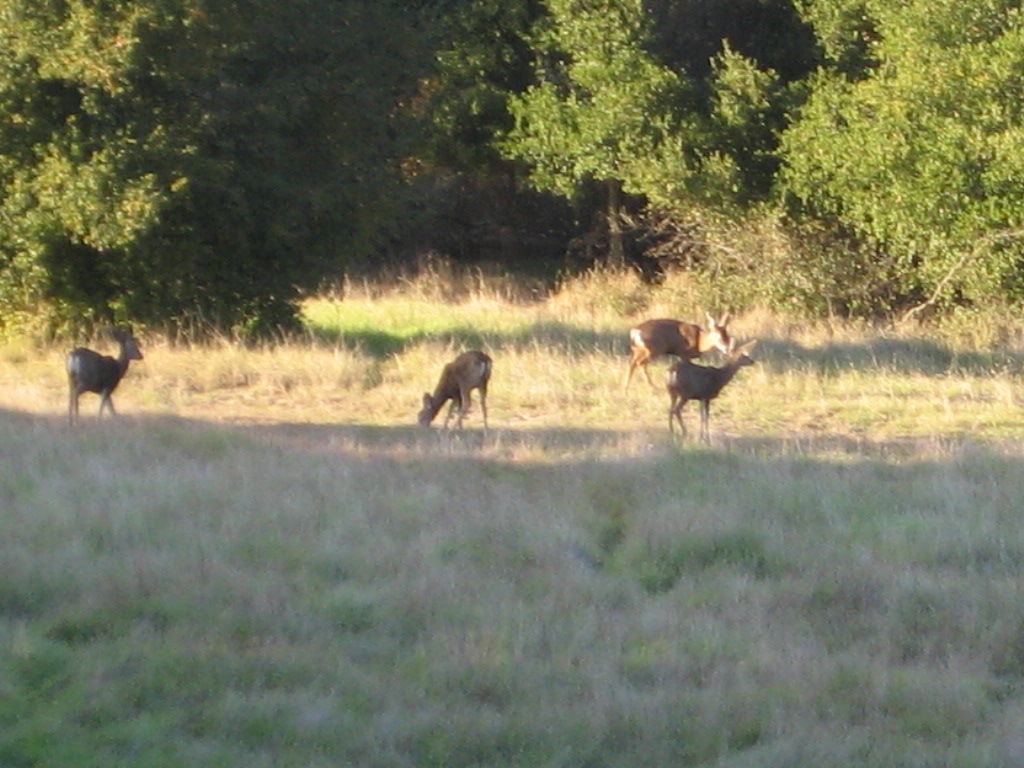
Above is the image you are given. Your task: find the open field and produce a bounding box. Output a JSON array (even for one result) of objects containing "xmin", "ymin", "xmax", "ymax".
[{"xmin": 4, "ymin": 281, "xmax": 1024, "ymax": 766}]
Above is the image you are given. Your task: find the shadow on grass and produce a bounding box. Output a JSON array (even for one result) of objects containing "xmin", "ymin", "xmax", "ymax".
[
  {"xmin": 78, "ymin": 412, "xmax": 1009, "ymax": 469},
  {"xmin": 308, "ymin": 320, "xmax": 630, "ymax": 358},
  {"xmin": 16, "ymin": 404, "xmax": 1016, "ymax": 464},
  {"xmin": 232, "ymin": 420, "xmax": 641, "ymax": 460},
  {"xmin": 19, "ymin": 408, "xmax": 1024, "ymax": 595},
  {"xmin": 311, "ymin": 316, "xmax": 1024, "ymax": 379},
  {"xmin": 11, "ymin": 407, "xmax": 1024, "ymax": 582},
  {"xmin": 9, "ymin": 406, "xmax": 1024, "ymax": 762},
  {"xmin": 757, "ymin": 336, "xmax": 1024, "ymax": 377},
  {"xmin": 11, "ymin": 409, "xmax": 641, "ymax": 463}
]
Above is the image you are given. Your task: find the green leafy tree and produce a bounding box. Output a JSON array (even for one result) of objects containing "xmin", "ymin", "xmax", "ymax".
[
  {"xmin": 795, "ymin": 0, "xmax": 878, "ymax": 79},
  {"xmin": 498, "ymin": 0, "xmax": 698, "ymax": 264},
  {"xmin": 648, "ymin": 0, "xmax": 820, "ymax": 83},
  {"xmin": 425, "ymin": 0, "xmax": 541, "ymax": 172},
  {"xmin": 0, "ymin": 0, "xmax": 419, "ymax": 337},
  {"xmin": 782, "ymin": 0, "xmax": 1024, "ymax": 310},
  {"xmin": 695, "ymin": 43, "xmax": 790, "ymax": 210}
]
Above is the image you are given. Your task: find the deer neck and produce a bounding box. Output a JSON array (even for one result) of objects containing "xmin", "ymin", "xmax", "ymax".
[
  {"xmin": 718, "ymin": 360, "xmax": 747, "ymax": 387},
  {"xmin": 425, "ymin": 386, "xmax": 454, "ymax": 419},
  {"xmin": 424, "ymin": 396, "xmax": 444, "ymax": 421},
  {"xmin": 116, "ymin": 348, "xmax": 133, "ymax": 377},
  {"xmin": 696, "ymin": 328, "xmax": 717, "ymax": 353}
]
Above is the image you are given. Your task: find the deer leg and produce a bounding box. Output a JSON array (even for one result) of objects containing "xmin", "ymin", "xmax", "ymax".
[
  {"xmin": 454, "ymin": 396, "xmax": 465, "ymax": 429},
  {"xmin": 633, "ymin": 348, "xmax": 657, "ymax": 390},
  {"xmin": 99, "ymin": 391, "xmax": 117, "ymax": 418},
  {"xmin": 68, "ymin": 385, "xmax": 79, "ymax": 425},
  {"xmin": 699, "ymin": 401, "xmax": 711, "ymax": 444},
  {"xmin": 478, "ymin": 384, "xmax": 489, "ymax": 432},
  {"xmin": 443, "ymin": 399, "xmax": 458, "ymax": 430},
  {"xmin": 623, "ymin": 350, "xmax": 648, "ymax": 391},
  {"xmin": 642, "ymin": 362, "xmax": 658, "ymax": 390},
  {"xmin": 669, "ymin": 397, "xmax": 687, "ymax": 438},
  {"xmin": 455, "ymin": 386, "xmax": 474, "ymax": 430}
]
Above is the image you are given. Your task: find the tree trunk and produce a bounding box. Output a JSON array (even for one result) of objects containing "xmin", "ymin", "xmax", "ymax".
[{"xmin": 607, "ymin": 178, "xmax": 625, "ymax": 268}]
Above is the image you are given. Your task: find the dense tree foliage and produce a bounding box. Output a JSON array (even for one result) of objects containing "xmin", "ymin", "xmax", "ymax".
[
  {"xmin": 2, "ymin": 0, "xmax": 1024, "ymax": 334},
  {"xmin": 500, "ymin": 0, "xmax": 690, "ymax": 200},
  {"xmin": 498, "ymin": 0, "xmax": 696, "ymax": 263},
  {"xmin": 0, "ymin": 0, "xmax": 420, "ymax": 336},
  {"xmin": 783, "ymin": 0, "xmax": 1024, "ymax": 310}
]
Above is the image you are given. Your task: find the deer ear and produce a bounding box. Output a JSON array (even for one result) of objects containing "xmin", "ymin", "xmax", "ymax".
[{"xmin": 740, "ymin": 340, "xmax": 758, "ymax": 356}]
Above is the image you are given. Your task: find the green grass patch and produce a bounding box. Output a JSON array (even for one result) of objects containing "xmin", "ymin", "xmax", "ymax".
[{"xmin": 3, "ymin": 290, "xmax": 1024, "ymax": 765}]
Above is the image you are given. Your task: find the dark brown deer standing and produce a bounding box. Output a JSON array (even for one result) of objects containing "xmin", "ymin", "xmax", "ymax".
[
  {"xmin": 67, "ymin": 328, "xmax": 144, "ymax": 425},
  {"xmin": 667, "ymin": 340, "xmax": 757, "ymax": 443},
  {"xmin": 418, "ymin": 350, "xmax": 492, "ymax": 431},
  {"xmin": 624, "ymin": 313, "xmax": 732, "ymax": 391}
]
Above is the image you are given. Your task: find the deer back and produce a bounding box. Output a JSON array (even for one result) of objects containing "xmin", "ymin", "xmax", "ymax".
[
  {"xmin": 67, "ymin": 328, "xmax": 143, "ymax": 394},
  {"xmin": 419, "ymin": 350, "xmax": 492, "ymax": 426},
  {"xmin": 632, "ymin": 313, "xmax": 731, "ymax": 359},
  {"xmin": 668, "ymin": 339, "xmax": 756, "ymax": 401},
  {"xmin": 435, "ymin": 351, "xmax": 490, "ymax": 397},
  {"xmin": 633, "ymin": 319, "xmax": 702, "ymax": 359},
  {"xmin": 668, "ymin": 359, "xmax": 727, "ymax": 401},
  {"xmin": 67, "ymin": 348, "xmax": 113, "ymax": 392},
  {"xmin": 461, "ymin": 351, "xmax": 492, "ymax": 391}
]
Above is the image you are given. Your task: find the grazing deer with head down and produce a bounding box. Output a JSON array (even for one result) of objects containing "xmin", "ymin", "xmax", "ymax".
[
  {"xmin": 667, "ymin": 339, "xmax": 757, "ymax": 443},
  {"xmin": 418, "ymin": 350, "xmax": 492, "ymax": 431},
  {"xmin": 67, "ymin": 328, "xmax": 144, "ymax": 425},
  {"xmin": 624, "ymin": 312, "xmax": 732, "ymax": 391}
]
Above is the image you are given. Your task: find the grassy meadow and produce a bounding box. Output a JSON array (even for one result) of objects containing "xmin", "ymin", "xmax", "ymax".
[{"xmin": 4, "ymin": 270, "xmax": 1024, "ymax": 766}]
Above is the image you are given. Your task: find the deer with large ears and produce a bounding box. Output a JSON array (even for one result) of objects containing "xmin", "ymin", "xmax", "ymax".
[
  {"xmin": 667, "ymin": 339, "xmax": 757, "ymax": 443},
  {"xmin": 624, "ymin": 312, "xmax": 732, "ymax": 391},
  {"xmin": 67, "ymin": 327, "xmax": 144, "ymax": 425},
  {"xmin": 418, "ymin": 350, "xmax": 492, "ymax": 432}
]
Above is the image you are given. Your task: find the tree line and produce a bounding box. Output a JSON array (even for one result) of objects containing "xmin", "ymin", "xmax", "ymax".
[{"xmin": 2, "ymin": 0, "xmax": 1023, "ymax": 337}]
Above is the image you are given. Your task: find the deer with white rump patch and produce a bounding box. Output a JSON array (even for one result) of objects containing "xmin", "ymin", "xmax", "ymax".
[
  {"xmin": 67, "ymin": 328, "xmax": 144, "ymax": 425},
  {"xmin": 418, "ymin": 350, "xmax": 492, "ymax": 431},
  {"xmin": 624, "ymin": 313, "xmax": 732, "ymax": 391},
  {"xmin": 667, "ymin": 340, "xmax": 757, "ymax": 443}
]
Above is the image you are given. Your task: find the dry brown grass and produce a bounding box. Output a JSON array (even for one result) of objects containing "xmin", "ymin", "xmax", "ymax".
[
  {"xmin": 8, "ymin": 279, "xmax": 1024, "ymax": 449},
  {"xmin": 4, "ymin": 275, "xmax": 1024, "ymax": 765}
]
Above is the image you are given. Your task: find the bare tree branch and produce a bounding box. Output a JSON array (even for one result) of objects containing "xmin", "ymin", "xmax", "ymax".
[{"xmin": 896, "ymin": 228, "xmax": 1024, "ymax": 327}]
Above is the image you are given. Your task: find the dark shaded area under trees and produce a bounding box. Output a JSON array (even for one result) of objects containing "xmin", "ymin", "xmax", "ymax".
[{"xmin": 1, "ymin": 0, "xmax": 1024, "ymax": 337}]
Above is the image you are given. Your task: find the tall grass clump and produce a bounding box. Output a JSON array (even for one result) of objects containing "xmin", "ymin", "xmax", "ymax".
[{"xmin": 545, "ymin": 266, "xmax": 650, "ymax": 321}]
